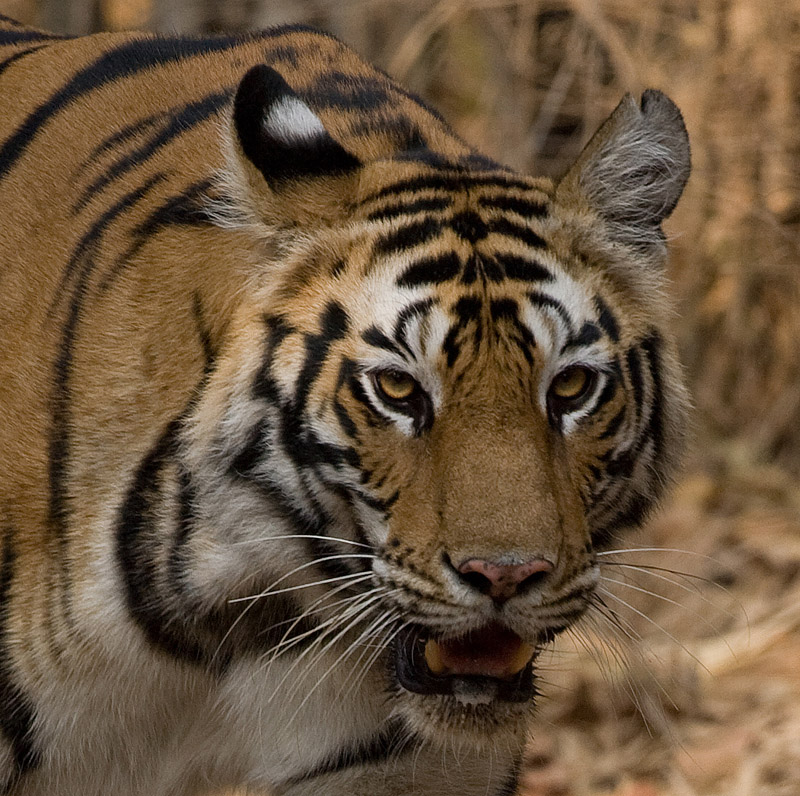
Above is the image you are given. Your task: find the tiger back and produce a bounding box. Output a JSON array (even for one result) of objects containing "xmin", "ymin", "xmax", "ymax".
[{"xmin": 0, "ymin": 14, "xmax": 690, "ymax": 796}]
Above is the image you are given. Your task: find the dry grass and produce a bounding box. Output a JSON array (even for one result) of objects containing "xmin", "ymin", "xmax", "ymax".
[{"xmin": 3, "ymin": 1, "xmax": 800, "ymax": 793}]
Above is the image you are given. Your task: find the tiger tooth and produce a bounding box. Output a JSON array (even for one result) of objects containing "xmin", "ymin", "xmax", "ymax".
[
  {"xmin": 424, "ymin": 639, "xmax": 447, "ymax": 675},
  {"xmin": 508, "ymin": 642, "xmax": 535, "ymax": 675}
]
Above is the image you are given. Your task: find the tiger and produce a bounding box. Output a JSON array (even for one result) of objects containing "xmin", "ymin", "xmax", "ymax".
[{"xmin": 0, "ymin": 12, "xmax": 691, "ymax": 796}]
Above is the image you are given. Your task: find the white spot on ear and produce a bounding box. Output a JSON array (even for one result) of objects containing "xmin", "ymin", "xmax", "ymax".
[{"xmin": 263, "ymin": 96, "xmax": 326, "ymax": 145}]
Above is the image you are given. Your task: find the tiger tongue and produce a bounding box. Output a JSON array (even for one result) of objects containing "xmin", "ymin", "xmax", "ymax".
[{"xmin": 424, "ymin": 624, "xmax": 534, "ymax": 680}]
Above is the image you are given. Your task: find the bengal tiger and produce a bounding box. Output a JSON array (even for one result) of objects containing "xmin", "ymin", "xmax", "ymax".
[{"xmin": 0, "ymin": 13, "xmax": 691, "ymax": 796}]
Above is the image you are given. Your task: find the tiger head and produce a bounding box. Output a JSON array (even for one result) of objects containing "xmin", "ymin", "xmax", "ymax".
[{"xmin": 182, "ymin": 64, "xmax": 690, "ymax": 747}]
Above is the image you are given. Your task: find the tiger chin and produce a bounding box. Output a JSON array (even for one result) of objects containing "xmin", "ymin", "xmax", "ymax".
[{"xmin": 0, "ymin": 13, "xmax": 690, "ymax": 796}]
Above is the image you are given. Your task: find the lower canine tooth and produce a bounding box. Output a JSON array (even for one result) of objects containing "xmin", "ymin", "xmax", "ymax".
[
  {"xmin": 424, "ymin": 639, "xmax": 447, "ymax": 675},
  {"xmin": 509, "ymin": 642, "xmax": 535, "ymax": 675}
]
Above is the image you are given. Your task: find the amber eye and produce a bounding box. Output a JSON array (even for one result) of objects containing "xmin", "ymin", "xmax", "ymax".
[
  {"xmin": 373, "ymin": 369, "xmax": 418, "ymax": 402},
  {"xmin": 548, "ymin": 366, "xmax": 595, "ymax": 407}
]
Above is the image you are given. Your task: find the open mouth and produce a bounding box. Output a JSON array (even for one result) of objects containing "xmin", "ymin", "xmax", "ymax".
[{"xmin": 393, "ymin": 622, "xmax": 539, "ymax": 704}]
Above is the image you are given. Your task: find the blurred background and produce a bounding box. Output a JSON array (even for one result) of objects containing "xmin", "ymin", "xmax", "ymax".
[{"xmin": 3, "ymin": 1, "xmax": 800, "ymax": 794}]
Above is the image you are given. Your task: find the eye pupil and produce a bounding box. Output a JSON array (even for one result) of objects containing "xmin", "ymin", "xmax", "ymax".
[{"xmin": 375, "ymin": 370, "xmax": 416, "ymax": 401}]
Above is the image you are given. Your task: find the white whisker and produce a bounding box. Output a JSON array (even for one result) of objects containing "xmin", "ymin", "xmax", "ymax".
[{"xmin": 232, "ymin": 533, "xmax": 373, "ymax": 549}]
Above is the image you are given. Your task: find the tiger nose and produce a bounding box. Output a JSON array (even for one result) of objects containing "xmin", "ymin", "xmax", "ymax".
[{"xmin": 454, "ymin": 557, "xmax": 554, "ymax": 603}]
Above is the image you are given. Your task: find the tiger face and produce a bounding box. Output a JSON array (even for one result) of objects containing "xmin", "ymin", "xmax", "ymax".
[
  {"xmin": 0, "ymin": 22, "xmax": 689, "ymax": 795},
  {"xmin": 182, "ymin": 67, "xmax": 690, "ymax": 745}
]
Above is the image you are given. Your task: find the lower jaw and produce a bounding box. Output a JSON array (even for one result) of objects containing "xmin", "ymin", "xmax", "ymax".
[{"xmin": 396, "ymin": 688, "xmax": 537, "ymax": 748}]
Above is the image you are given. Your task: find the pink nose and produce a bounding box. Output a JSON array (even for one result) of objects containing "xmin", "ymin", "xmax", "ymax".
[{"xmin": 456, "ymin": 557, "xmax": 554, "ymax": 603}]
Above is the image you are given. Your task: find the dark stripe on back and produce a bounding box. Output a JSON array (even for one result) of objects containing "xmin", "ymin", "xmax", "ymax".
[
  {"xmin": 0, "ymin": 527, "xmax": 41, "ymax": 784},
  {"xmin": 0, "ymin": 29, "xmax": 63, "ymax": 45},
  {"xmin": 74, "ymin": 90, "xmax": 231, "ymax": 211},
  {"xmin": 0, "ymin": 44, "xmax": 45, "ymax": 78},
  {"xmin": 98, "ymin": 178, "xmax": 215, "ymax": 293},
  {"xmin": 80, "ymin": 111, "xmax": 168, "ymax": 167},
  {"xmin": 48, "ymin": 175, "xmax": 167, "ymax": 647},
  {"xmin": 282, "ymin": 718, "xmax": 416, "ymax": 786},
  {"xmin": 0, "ymin": 32, "xmax": 253, "ymax": 182}
]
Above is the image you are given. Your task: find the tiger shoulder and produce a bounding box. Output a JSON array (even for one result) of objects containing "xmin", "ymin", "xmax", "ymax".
[{"xmin": 0, "ymin": 15, "xmax": 690, "ymax": 796}]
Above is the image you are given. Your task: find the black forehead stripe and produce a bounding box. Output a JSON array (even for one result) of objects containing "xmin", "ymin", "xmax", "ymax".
[
  {"xmin": 450, "ymin": 209, "xmax": 488, "ymax": 243},
  {"xmin": 561, "ymin": 321, "xmax": 602, "ymax": 353},
  {"xmin": 372, "ymin": 217, "xmax": 442, "ymax": 257},
  {"xmin": 442, "ymin": 296, "xmax": 482, "ymax": 367},
  {"xmin": 0, "ymin": 33, "xmax": 252, "ymax": 181},
  {"xmin": 394, "ymin": 297, "xmax": 434, "ymax": 355},
  {"xmin": 494, "ymin": 252, "xmax": 553, "ymax": 283},
  {"xmin": 489, "ymin": 298, "xmax": 537, "ymax": 363},
  {"xmin": 396, "ymin": 251, "xmax": 460, "ymax": 287},
  {"xmin": 361, "ymin": 326, "xmax": 404, "ymax": 357},
  {"xmin": 527, "ymin": 290, "xmax": 573, "ymax": 333},
  {"xmin": 489, "ymin": 217, "xmax": 547, "ymax": 249},
  {"xmin": 594, "ymin": 295, "xmax": 620, "ymax": 342},
  {"xmin": 489, "ymin": 297, "xmax": 518, "ymax": 321},
  {"xmin": 477, "ymin": 194, "xmax": 548, "ymax": 218},
  {"xmin": 453, "ymin": 295, "xmax": 483, "ymax": 322},
  {"xmin": 366, "ymin": 195, "xmax": 452, "ymax": 223},
  {"xmin": 362, "ymin": 172, "xmax": 538, "ymax": 203}
]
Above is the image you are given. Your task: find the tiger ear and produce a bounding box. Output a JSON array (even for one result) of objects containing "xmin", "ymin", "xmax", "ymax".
[
  {"xmin": 555, "ymin": 90, "xmax": 690, "ymax": 254},
  {"xmin": 230, "ymin": 64, "xmax": 361, "ymax": 223}
]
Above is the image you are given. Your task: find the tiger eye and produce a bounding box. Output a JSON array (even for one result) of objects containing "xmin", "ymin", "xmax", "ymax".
[
  {"xmin": 550, "ymin": 366, "xmax": 592, "ymax": 400},
  {"xmin": 375, "ymin": 370, "xmax": 417, "ymax": 401}
]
